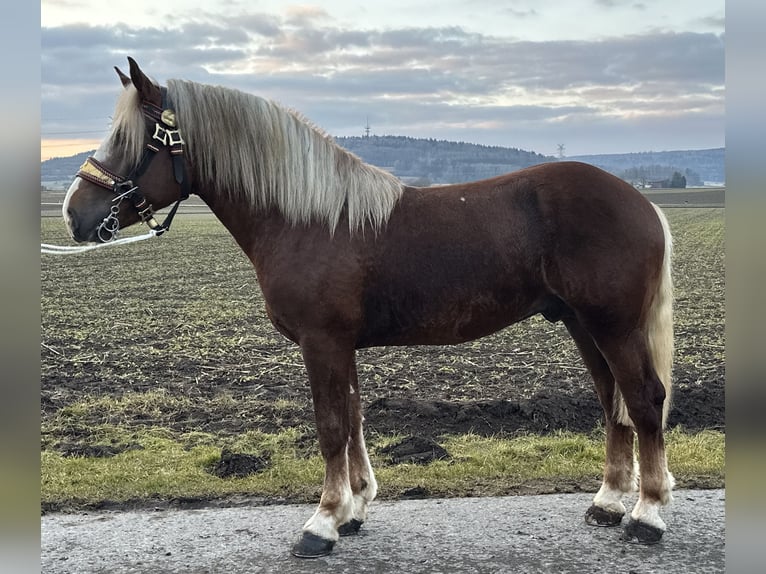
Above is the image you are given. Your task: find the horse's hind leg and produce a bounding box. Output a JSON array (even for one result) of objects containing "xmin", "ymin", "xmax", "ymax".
[
  {"xmin": 339, "ymin": 355, "xmax": 378, "ymax": 536},
  {"xmin": 591, "ymin": 328, "xmax": 674, "ymax": 544},
  {"xmin": 564, "ymin": 318, "xmax": 636, "ymax": 527}
]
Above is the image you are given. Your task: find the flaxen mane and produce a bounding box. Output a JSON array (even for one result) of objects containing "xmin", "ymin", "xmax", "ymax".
[
  {"xmin": 103, "ymin": 84, "xmax": 149, "ymax": 174},
  {"xmin": 170, "ymin": 80, "xmax": 403, "ymax": 232}
]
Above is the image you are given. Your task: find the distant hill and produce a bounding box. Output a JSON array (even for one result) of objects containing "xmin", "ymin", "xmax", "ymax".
[
  {"xmin": 41, "ymin": 141, "xmax": 724, "ymax": 188},
  {"xmin": 569, "ymin": 148, "xmax": 724, "ymax": 186},
  {"xmin": 336, "ymin": 135, "xmax": 553, "ymax": 185},
  {"xmin": 41, "ymin": 150, "xmax": 92, "ymax": 188}
]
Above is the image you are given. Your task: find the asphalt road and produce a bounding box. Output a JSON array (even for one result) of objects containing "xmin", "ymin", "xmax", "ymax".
[{"xmin": 42, "ymin": 489, "xmax": 725, "ymax": 573}]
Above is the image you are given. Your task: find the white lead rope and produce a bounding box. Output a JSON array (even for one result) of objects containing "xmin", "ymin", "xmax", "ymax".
[{"xmin": 41, "ymin": 229, "xmax": 160, "ymax": 255}]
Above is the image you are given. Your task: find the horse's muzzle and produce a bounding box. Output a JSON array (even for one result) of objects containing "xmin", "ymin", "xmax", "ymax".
[{"xmin": 66, "ymin": 209, "xmax": 101, "ymax": 244}]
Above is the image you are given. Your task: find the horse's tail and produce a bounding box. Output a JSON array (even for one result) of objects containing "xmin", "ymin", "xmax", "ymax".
[{"xmin": 616, "ymin": 203, "xmax": 674, "ymax": 428}]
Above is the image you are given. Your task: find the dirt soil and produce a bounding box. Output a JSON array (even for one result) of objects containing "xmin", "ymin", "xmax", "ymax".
[{"xmin": 41, "ymin": 325, "xmax": 724, "ymax": 443}]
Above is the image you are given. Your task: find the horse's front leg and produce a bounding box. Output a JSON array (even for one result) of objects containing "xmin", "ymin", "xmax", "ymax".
[
  {"xmin": 339, "ymin": 354, "xmax": 378, "ymax": 537},
  {"xmin": 291, "ymin": 338, "xmax": 356, "ymax": 558}
]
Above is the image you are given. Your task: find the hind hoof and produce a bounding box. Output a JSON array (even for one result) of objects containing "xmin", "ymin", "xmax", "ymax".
[
  {"xmin": 291, "ymin": 532, "xmax": 335, "ymax": 558},
  {"xmin": 338, "ymin": 519, "xmax": 364, "ymax": 536},
  {"xmin": 621, "ymin": 518, "xmax": 664, "ymax": 545},
  {"xmin": 585, "ymin": 504, "xmax": 624, "ymax": 527}
]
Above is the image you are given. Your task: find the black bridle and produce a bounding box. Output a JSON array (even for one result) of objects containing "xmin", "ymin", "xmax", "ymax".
[{"xmin": 76, "ymin": 87, "xmax": 192, "ymax": 241}]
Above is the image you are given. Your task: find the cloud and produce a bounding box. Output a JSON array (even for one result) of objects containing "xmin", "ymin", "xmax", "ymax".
[
  {"xmin": 504, "ymin": 7, "xmax": 538, "ymax": 19},
  {"xmin": 40, "ymin": 13, "xmax": 724, "ymax": 155},
  {"xmin": 593, "ymin": 0, "xmax": 641, "ymax": 7},
  {"xmin": 284, "ymin": 4, "xmax": 331, "ymax": 26}
]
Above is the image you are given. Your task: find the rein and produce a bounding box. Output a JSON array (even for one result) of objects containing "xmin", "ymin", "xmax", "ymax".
[
  {"xmin": 41, "ymin": 87, "xmax": 191, "ymax": 255},
  {"xmin": 41, "ymin": 229, "xmax": 161, "ymax": 254}
]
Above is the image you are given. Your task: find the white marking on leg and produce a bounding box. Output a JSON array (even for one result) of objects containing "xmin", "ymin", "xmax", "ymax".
[
  {"xmin": 303, "ymin": 445, "xmax": 354, "ymax": 541},
  {"xmin": 631, "ymin": 497, "xmax": 667, "ymax": 531},
  {"xmin": 659, "ymin": 464, "xmax": 675, "ymax": 506},
  {"xmin": 360, "ymin": 428, "xmax": 378, "ymax": 499},
  {"xmin": 594, "ymin": 453, "xmax": 638, "ymax": 515},
  {"xmin": 302, "ymin": 506, "xmax": 343, "ymax": 542},
  {"xmin": 613, "ymin": 389, "xmax": 635, "ymax": 428},
  {"xmin": 303, "ymin": 482, "xmax": 354, "ymax": 541},
  {"xmin": 630, "ymin": 455, "xmax": 640, "ymax": 491},
  {"xmin": 593, "ymin": 483, "xmax": 627, "ymax": 515},
  {"xmin": 630, "ymin": 458, "xmax": 673, "ymax": 530},
  {"xmin": 351, "ymin": 494, "xmax": 368, "ymax": 523},
  {"xmin": 365, "ymin": 461, "xmax": 378, "ymax": 501},
  {"xmin": 351, "ymin": 428, "xmax": 378, "ymax": 522}
]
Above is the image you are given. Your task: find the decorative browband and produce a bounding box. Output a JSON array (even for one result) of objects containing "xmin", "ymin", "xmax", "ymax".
[{"xmin": 76, "ymin": 157, "xmax": 125, "ymax": 191}]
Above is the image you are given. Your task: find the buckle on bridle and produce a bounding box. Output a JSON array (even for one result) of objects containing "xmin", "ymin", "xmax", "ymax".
[
  {"xmin": 153, "ymin": 123, "xmax": 185, "ymax": 146},
  {"xmin": 133, "ymin": 196, "xmax": 159, "ymax": 227}
]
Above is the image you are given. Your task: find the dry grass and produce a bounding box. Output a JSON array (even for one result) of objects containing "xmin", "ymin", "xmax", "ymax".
[{"xmin": 41, "ymin": 426, "xmax": 723, "ymax": 510}]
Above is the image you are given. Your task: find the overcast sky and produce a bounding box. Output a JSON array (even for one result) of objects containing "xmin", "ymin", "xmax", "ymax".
[{"xmin": 41, "ymin": 0, "xmax": 724, "ymax": 160}]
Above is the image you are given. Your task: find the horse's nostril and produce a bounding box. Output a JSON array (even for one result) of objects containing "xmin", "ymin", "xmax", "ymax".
[
  {"xmin": 66, "ymin": 209, "xmax": 77, "ymax": 228},
  {"xmin": 66, "ymin": 209, "xmax": 85, "ymax": 241}
]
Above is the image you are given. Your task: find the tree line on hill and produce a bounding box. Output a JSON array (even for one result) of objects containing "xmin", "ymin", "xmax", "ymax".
[
  {"xmin": 336, "ymin": 135, "xmax": 553, "ymax": 185},
  {"xmin": 41, "ymin": 137, "xmax": 724, "ymax": 189}
]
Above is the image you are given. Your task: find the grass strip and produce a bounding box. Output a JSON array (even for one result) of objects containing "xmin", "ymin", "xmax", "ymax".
[{"xmin": 42, "ymin": 427, "xmax": 724, "ymax": 510}]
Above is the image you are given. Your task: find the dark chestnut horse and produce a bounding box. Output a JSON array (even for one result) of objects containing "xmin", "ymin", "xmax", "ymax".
[{"xmin": 63, "ymin": 58, "xmax": 675, "ymax": 557}]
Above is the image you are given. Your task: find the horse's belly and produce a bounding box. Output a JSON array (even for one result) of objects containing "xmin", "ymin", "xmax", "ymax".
[{"xmin": 357, "ymin": 291, "xmax": 536, "ymax": 348}]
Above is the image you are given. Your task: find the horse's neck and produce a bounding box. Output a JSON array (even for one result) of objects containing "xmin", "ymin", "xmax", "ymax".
[
  {"xmin": 197, "ymin": 187, "xmax": 259, "ymax": 247},
  {"xmin": 196, "ymin": 186, "xmax": 304, "ymax": 272}
]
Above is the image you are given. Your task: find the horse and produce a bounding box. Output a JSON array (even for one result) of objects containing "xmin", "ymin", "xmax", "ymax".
[{"xmin": 62, "ymin": 58, "xmax": 675, "ymax": 558}]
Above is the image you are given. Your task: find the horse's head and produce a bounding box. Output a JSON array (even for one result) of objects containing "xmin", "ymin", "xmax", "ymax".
[{"xmin": 63, "ymin": 58, "xmax": 190, "ymax": 243}]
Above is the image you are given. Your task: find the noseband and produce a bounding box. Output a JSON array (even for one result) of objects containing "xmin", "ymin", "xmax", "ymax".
[{"xmin": 76, "ymin": 87, "xmax": 191, "ymax": 242}]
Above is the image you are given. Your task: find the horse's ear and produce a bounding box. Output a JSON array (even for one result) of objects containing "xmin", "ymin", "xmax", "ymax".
[
  {"xmin": 127, "ymin": 57, "xmax": 161, "ymax": 103},
  {"xmin": 114, "ymin": 66, "xmax": 131, "ymax": 88}
]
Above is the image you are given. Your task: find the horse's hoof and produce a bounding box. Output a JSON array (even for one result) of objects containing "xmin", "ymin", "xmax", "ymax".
[
  {"xmin": 621, "ymin": 518, "xmax": 664, "ymax": 545},
  {"xmin": 291, "ymin": 532, "xmax": 335, "ymax": 558},
  {"xmin": 585, "ymin": 504, "xmax": 624, "ymax": 527},
  {"xmin": 338, "ymin": 519, "xmax": 364, "ymax": 537}
]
